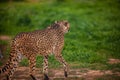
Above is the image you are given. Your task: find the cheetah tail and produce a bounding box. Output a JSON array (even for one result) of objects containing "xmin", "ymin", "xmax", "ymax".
[{"xmin": 0, "ymin": 44, "xmax": 20, "ymax": 77}]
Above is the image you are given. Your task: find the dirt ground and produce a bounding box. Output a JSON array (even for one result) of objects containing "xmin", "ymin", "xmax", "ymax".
[{"xmin": 0, "ymin": 66, "xmax": 120, "ymax": 80}]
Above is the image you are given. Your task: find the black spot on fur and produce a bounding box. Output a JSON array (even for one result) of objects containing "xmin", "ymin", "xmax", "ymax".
[{"xmin": 2, "ymin": 67, "xmax": 6, "ymax": 72}]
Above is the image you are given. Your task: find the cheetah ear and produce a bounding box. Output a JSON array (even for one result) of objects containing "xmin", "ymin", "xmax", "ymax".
[
  {"xmin": 55, "ymin": 21, "xmax": 58, "ymax": 24},
  {"xmin": 47, "ymin": 26, "xmax": 51, "ymax": 29}
]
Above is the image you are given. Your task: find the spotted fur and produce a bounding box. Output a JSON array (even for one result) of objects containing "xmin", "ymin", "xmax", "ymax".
[{"xmin": 0, "ymin": 20, "xmax": 70, "ymax": 80}]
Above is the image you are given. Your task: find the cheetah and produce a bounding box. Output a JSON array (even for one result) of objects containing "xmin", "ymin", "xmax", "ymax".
[{"xmin": 0, "ymin": 20, "xmax": 70, "ymax": 80}]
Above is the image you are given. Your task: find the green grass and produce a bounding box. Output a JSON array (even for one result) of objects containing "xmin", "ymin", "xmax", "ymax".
[{"xmin": 0, "ymin": 0, "xmax": 120, "ymax": 70}]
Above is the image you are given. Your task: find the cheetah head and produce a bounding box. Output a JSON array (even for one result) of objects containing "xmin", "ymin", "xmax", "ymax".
[
  {"xmin": 54, "ymin": 20, "xmax": 70, "ymax": 33},
  {"xmin": 47, "ymin": 20, "xmax": 70, "ymax": 33}
]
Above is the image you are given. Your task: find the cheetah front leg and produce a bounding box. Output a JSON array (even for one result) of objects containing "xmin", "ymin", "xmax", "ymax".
[
  {"xmin": 43, "ymin": 56, "xmax": 49, "ymax": 80},
  {"xmin": 29, "ymin": 55, "xmax": 37, "ymax": 80},
  {"xmin": 55, "ymin": 54, "xmax": 69, "ymax": 78}
]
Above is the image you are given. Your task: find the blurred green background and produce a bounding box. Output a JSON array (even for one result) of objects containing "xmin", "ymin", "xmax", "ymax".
[{"xmin": 0, "ymin": 0, "xmax": 120, "ymax": 71}]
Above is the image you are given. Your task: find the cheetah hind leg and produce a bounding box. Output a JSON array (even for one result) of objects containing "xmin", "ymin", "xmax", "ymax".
[
  {"xmin": 29, "ymin": 56, "xmax": 37, "ymax": 80},
  {"xmin": 43, "ymin": 56, "xmax": 49, "ymax": 80}
]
